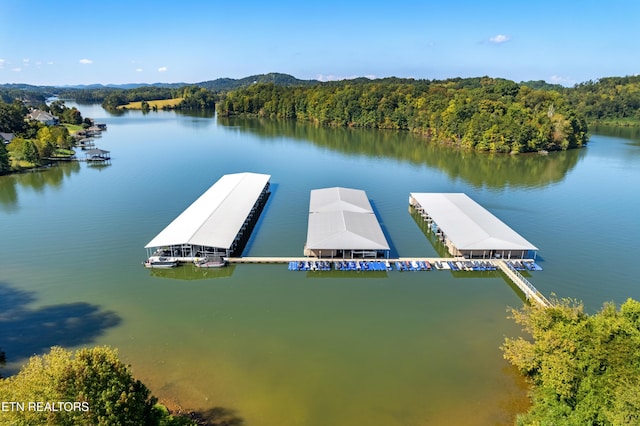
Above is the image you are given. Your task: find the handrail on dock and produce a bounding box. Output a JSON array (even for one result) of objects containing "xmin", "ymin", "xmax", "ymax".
[{"xmin": 496, "ymin": 260, "xmax": 551, "ymax": 307}]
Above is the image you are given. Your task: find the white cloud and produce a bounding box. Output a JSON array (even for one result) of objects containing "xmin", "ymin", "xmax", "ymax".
[
  {"xmin": 316, "ymin": 74, "xmax": 376, "ymax": 82},
  {"xmin": 136, "ymin": 68, "xmax": 143, "ymax": 72},
  {"xmin": 79, "ymin": 58, "xmax": 93, "ymax": 64},
  {"xmin": 0, "ymin": 59, "xmax": 5, "ymax": 68},
  {"xmin": 489, "ymin": 34, "xmax": 510, "ymax": 44},
  {"xmin": 549, "ymin": 75, "xmax": 575, "ymax": 86},
  {"xmin": 12, "ymin": 67, "xmax": 21, "ymax": 72},
  {"xmin": 316, "ymin": 74, "xmax": 340, "ymax": 82},
  {"xmin": 158, "ymin": 66, "xmax": 168, "ymax": 72}
]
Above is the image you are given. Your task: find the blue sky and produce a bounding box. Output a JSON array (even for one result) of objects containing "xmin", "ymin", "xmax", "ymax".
[{"xmin": 1, "ymin": 0, "xmax": 639, "ymax": 86}]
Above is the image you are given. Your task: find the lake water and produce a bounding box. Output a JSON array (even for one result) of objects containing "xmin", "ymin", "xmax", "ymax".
[{"xmin": 1, "ymin": 105, "xmax": 639, "ymax": 425}]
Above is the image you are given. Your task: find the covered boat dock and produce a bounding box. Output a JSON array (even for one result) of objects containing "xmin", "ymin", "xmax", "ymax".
[
  {"xmin": 84, "ymin": 148, "xmax": 110, "ymax": 162},
  {"xmin": 304, "ymin": 187, "xmax": 390, "ymax": 258},
  {"xmin": 409, "ymin": 193, "xmax": 538, "ymax": 260},
  {"xmin": 145, "ymin": 172, "xmax": 271, "ymax": 262}
]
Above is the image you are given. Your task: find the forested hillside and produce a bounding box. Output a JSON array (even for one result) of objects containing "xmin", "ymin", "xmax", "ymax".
[
  {"xmin": 4, "ymin": 73, "xmax": 640, "ymax": 150},
  {"xmin": 567, "ymin": 75, "xmax": 640, "ymax": 124},
  {"xmin": 50, "ymin": 73, "xmax": 315, "ymax": 104},
  {"xmin": 217, "ymin": 77, "xmax": 588, "ymax": 153},
  {"xmin": 198, "ymin": 72, "xmax": 317, "ymax": 91}
]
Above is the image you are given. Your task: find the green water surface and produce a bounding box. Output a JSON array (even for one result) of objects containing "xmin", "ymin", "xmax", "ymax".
[{"xmin": 1, "ymin": 105, "xmax": 639, "ymax": 425}]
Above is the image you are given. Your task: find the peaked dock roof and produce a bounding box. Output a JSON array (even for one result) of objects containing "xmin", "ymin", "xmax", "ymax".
[
  {"xmin": 145, "ymin": 172, "xmax": 270, "ymax": 250},
  {"xmin": 410, "ymin": 193, "xmax": 537, "ymax": 252},
  {"xmin": 306, "ymin": 187, "xmax": 389, "ymax": 251},
  {"xmin": 309, "ymin": 187, "xmax": 374, "ymax": 213}
]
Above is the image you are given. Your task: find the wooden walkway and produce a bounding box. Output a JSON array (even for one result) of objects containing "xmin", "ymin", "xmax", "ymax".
[
  {"xmin": 226, "ymin": 256, "xmax": 459, "ymax": 264},
  {"xmin": 226, "ymin": 256, "xmax": 551, "ymax": 307},
  {"xmin": 495, "ymin": 260, "xmax": 551, "ymax": 307}
]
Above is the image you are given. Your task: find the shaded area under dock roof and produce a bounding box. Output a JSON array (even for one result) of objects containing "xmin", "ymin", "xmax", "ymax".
[
  {"xmin": 410, "ymin": 192, "xmax": 537, "ymax": 258},
  {"xmin": 145, "ymin": 172, "xmax": 271, "ymax": 252},
  {"xmin": 305, "ymin": 187, "xmax": 390, "ymax": 257}
]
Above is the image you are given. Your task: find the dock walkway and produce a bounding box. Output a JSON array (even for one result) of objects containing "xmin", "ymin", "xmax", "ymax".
[
  {"xmin": 495, "ymin": 260, "xmax": 551, "ymax": 307},
  {"xmin": 226, "ymin": 256, "xmax": 459, "ymax": 264},
  {"xmin": 226, "ymin": 256, "xmax": 551, "ymax": 307}
]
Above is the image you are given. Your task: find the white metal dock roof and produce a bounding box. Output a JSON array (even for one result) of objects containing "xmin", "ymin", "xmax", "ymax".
[
  {"xmin": 145, "ymin": 172, "xmax": 270, "ymax": 250},
  {"xmin": 309, "ymin": 187, "xmax": 373, "ymax": 213},
  {"xmin": 410, "ymin": 193, "xmax": 537, "ymax": 252},
  {"xmin": 306, "ymin": 187, "xmax": 390, "ymax": 251}
]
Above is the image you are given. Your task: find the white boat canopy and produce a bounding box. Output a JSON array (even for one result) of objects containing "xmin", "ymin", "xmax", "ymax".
[
  {"xmin": 409, "ymin": 193, "xmax": 538, "ymax": 252},
  {"xmin": 145, "ymin": 172, "xmax": 271, "ymax": 250},
  {"xmin": 306, "ymin": 187, "xmax": 390, "ymax": 251},
  {"xmin": 308, "ymin": 187, "xmax": 374, "ymax": 214}
]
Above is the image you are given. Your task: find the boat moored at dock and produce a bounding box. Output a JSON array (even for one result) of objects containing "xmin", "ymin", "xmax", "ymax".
[
  {"xmin": 143, "ymin": 172, "xmax": 271, "ymax": 268},
  {"xmin": 143, "ymin": 256, "xmax": 178, "ymax": 269},
  {"xmin": 194, "ymin": 256, "xmax": 227, "ymax": 268}
]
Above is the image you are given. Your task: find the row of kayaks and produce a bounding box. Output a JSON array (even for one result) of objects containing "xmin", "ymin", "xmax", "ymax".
[
  {"xmin": 336, "ymin": 261, "xmax": 391, "ymax": 271},
  {"xmin": 396, "ymin": 260, "xmax": 433, "ymax": 271},
  {"xmin": 394, "ymin": 260, "xmax": 498, "ymax": 271},
  {"xmin": 505, "ymin": 260, "xmax": 543, "ymax": 271},
  {"xmin": 436, "ymin": 260, "xmax": 497, "ymax": 271},
  {"xmin": 288, "ymin": 261, "xmax": 333, "ymax": 271},
  {"xmin": 287, "ymin": 259, "xmax": 543, "ymax": 272},
  {"xmin": 288, "ymin": 260, "xmax": 392, "ymax": 271}
]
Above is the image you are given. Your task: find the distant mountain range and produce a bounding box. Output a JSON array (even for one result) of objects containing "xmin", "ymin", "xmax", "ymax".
[
  {"xmin": 198, "ymin": 73, "xmax": 319, "ymax": 91},
  {"xmin": 0, "ymin": 73, "xmax": 321, "ymax": 92},
  {"xmin": 2, "ymin": 73, "xmax": 572, "ymax": 94}
]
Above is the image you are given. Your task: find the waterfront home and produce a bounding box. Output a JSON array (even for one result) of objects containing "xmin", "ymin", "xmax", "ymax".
[{"xmin": 27, "ymin": 109, "xmax": 59, "ymax": 126}]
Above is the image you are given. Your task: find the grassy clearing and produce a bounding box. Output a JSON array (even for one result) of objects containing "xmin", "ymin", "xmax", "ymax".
[
  {"xmin": 119, "ymin": 98, "xmax": 184, "ymax": 110},
  {"xmin": 52, "ymin": 148, "xmax": 75, "ymax": 157},
  {"xmin": 64, "ymin": 124, "xmax": 84, "ymax": 133}
]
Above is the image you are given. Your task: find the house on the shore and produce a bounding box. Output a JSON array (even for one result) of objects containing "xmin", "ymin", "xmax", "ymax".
[
  {"xmin": 27, "ymin": 109, "xmax": 59, "ymax": 126},
  {"xmin": 0, "ymin": 132, "xmax": 14, "ymax": 145}
]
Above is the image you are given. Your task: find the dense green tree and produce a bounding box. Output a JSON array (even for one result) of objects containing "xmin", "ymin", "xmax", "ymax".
[
  {"xmin": 0, "ymin": 346, "xmax": 195, "ymax": 426},
  {"xmin": 175, "ymin": 86, "xmax": 216, "ymax": 109},
  {"xmin": 49, "ymin": 100, "xmax": 66, "ymax": 116},
  {"xmin": 0, "ymin": 100, "xmax": 28, "ymax": 134},
  {"xmin": 6, "ymin": 137, "xmax": 26, "ymax": 158},
  {"xmin": 61, "ymin": 106, "xmax": 83, "ymax": 125},
  {"xmin": 35, "ymin": 127, "xmax": 64, "ymax": 157},
  {"xmin": 102, "ymin": 92, "xmax": 129, "ymax": 110},
  {"xmin": 21, "ymin": 140, "xmax": 40, "ymax": 164},
  {"xmin": 502, "ymin": 298, "xmax": 640, "ymax": 425},
  {"xmin": 0, "ymin": 142, "xmax": 10, "ymax": 174},
  {"xmin": 22, "ymin": 120, "xmax": 43, "ymax": 139}
]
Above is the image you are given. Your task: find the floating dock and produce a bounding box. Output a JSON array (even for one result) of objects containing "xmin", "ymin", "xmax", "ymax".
[
  {"xmin": 304, "ymin": 187, "xmax": 390, "ymax": 258},
  {"xmin": 409, "ymin": 193, "xmax": 538, "ymax": 260},
  {"xmin": 144, "ymin": 172, "xmax": 270, "ymax": 260},
  {"xmin": 144, "ymin": 186, "xmax": 551, "ymax": 307},
  {"xmin": 225, "ymin": 256, "xmax": 549, "ymax": 306}
]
